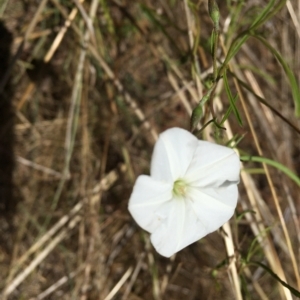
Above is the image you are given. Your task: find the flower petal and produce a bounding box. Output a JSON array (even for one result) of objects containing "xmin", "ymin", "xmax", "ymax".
[
  {"xmin": 185, "ymin": 140, "xmax": 240, "ymax": 188},
  {"xmin": 129, "ymin": 129, "xmax": 240, "ymax": 258},
  {"xmin": 150, "ymin": 128, "xmax": 198, "ymax": 182},
  {"xmin": 150, "ymin": 196, "xmax": 208, "ymax": 257},
  {"xmin": 187, "ymin": 186, "xmax": 237, "ymax": 233},
  {"xmin": 149, "ymin": 183, "xmax": 238, "ymax": 257},
  {"xmin": 128, "ymin": 175, "xmax": 173, "ymax": 233}
]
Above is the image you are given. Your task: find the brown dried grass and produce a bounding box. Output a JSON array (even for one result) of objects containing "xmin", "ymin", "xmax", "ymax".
[{"xmin": 0, "ymin": 0, "xmax": 299, "ymax": 299}]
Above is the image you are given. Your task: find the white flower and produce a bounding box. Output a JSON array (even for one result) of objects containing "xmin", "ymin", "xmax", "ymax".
[{"xmin": 128, "ymin": 127, "xmax": 240, "ymax": 257}]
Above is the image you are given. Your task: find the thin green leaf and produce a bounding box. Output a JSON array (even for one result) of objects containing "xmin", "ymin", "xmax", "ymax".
[
  {"xmin": 220, "ymin": 0, "xmax": 287, "ymax": 76},
  {"xmin": 250, "ymin": 261, "xmax": 300, "ymax": 297},
  {"xmin": 228, "ymin": 71, "xmax": 300, "ymax": 134},
  {"xmin": 238, "ymin": 64, "xmax": 276, "ymax": 86},
  {"xmin": 251, "ymin": 0, "xmax": 287, "ymax": 30},
  {"xmin": 219, "ymin": 103, "xmax": 233, "ymax": 126},
  {"xmin": 252, "ymin": 34, "xmax": 300, "ymax": 117},
  {"xmin": 223, "ymin": 71, "xmax": 243, "ymax": 126},
  {"xmin": 140, "ymin": 4, "xmax": 182, "ymax": 55},
  {"xmin": 242, "ymin": 168, "xmax": 265, "ymax": 174},
  {"xmin": 210, "ymin": 30, "xmax": 215, "ymax": 55},
  {"xmin": 240, "ymin": 156, "xmax": 300, "ymax": 187},
  {"xmin": 236, "ymin": 209, "xmax": 256, "ymax": 222},
  {"xmin": 246, "ymin": 227, "xmax": 271, "ymax": 262},
  {"xmin": 250, "ymin": 0, "xmax": 277, "ymax": 28}
]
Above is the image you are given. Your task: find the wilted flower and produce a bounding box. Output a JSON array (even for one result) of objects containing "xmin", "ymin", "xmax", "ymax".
[{"xmin": 128, "ymin": 127, "xmax": 240, "ymax": 257}]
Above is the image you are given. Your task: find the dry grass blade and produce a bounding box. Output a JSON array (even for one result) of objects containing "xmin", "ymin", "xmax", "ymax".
[
  {"xmin": 222, "ymin": 222, "xmax": 243, "ymax": 300},
  {"xmin": 5, "ymin": 202, "xmax": 83, "ymax": 282},
  {"xmin": 240, "ymin": 68, "xmax": 300, "ymax": 288},
  {"xmin": 1, "ymin": 1, "xmax": 299, "ymax": 299},
  {"xmin": 44, "ymin": 5, "xmax": 80, "ymax": 63},
  {"xmin": 3, "ymin": 216, "xmax": 82, "ymax": 297},
  {"xmin": 16, "ymin": 156, "xmax": 63, "ymax": 178},
  {"xmin": 88, "ymin": 46, "xmax": 158, "ymax": 142},
  {"xmin": 36, "ymin": 268, "xmax": 82, "ymax": 300},
  {"xmin": 23, "ymin": 0, "xmax": 49, "ymax": 42},
  {"xmin": 103, "ymin": 267, "xmax": 133, "ymax": 300},
  {"xmin": 286, "ymin": 1, "xmax": 300, "ymax": 39},
  {"xmin": 121, "ymin": 253, "xmax": 145, "ymax": 299}
]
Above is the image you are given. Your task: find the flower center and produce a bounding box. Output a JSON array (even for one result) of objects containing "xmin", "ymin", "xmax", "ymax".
[{"xmin": 172, "ymin": 179, "xmax": 188, "ymax": 198}]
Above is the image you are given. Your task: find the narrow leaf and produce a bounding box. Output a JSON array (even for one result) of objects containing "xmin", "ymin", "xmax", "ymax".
[
  {"xmin": 253, "ymin": 34, "xmax": 300, "ymax": 117},
  {"xmin": 240, "ymin": 155, "xmax": 300, "ymax": 187},
  {"xmin": 250, "ymin": 261, "xmax": 300, "ymax": 297},
  {"xmin": 223, "ymin": 71, "xmax": 243, "ymax": 126}
]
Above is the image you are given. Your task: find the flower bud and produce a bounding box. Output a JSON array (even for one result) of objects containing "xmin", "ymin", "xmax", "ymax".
[
  {"xmin": 190, "ymin": 104, "xmax": 203, "ymax": 132},
  {"xmin": 208, "ymin": 0, "xmax": 220, "ymax": 30}
]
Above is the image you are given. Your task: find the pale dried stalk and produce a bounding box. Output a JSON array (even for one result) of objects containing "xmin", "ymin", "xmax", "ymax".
[
  {"xmin": 107, "ymin": 226, "xmax": 135, "ymax": 267},
  {"xmin": 146, "ymin": 239, "xmax": 161, "ymax": 300},
  {"xmin": 157, "ymin": 46, "xmax": 199, "ymax": 103},
  {"xmin": 218, "ymin": 30, "xmax": 295, "ymax": 298},
  {"xmin": 17, "ymin": 0, "xmax": 85, "ymax": 111},
  {"xmin": 73, "ymin": 2, "xmax": 101, "ymax": 299},
  {"xmin": 88, "ymin": 45, "xmax": 158, "ymax": 142},
  {"xmin": 13, "ymin": 29, "xmax": 53, "ymax": 44},
  {"xmin": 235, "ymin": 63, "xmax": 295, "ymax": 251},
  {"xmin": 0, "ymin": 0, "xmax": 48, "ymax": 93},
  {"xmin": 215, "ymin": 91, "xmax": 290, "ymax": 299},
  {"xmin": 15, "ymin": 119, "xmax": 66, "ymax": 131},
  {"xmin": 243, "ymin": 267, "xmax": 269, "ymax": 300},
  {"xmin": 233, "ymin": 79, "xmax": 294, "ymax": 300},
  {"xmin": 44, "ymin": 6, "xmax": 80, "ymax": 63},
  {"xmin": 222, "ymin": 222, "xmax": 242, "ymax": 300},
  {"xmin": 122, "ymin": 253, "xmax": 145, "ymax": 300},
  {"xmin": 242, "ymin": 68, "xmax": 300, "ymax": 288},
  {"xmin": 4, "ymin": 203, "xmax": 83, "ymax": 287},
  {"xmin": 4, "ymin": 165, "xmax": 123, "ymax": 294},
  {"xmin": 213, "ymin": 64, "xmax": 289, "ymax": 299},
  {"xmin": 167, "ymin": 71, "xmax": 193, "ymax": 115},
  {"xmin": 73, "ymin": 0, "xmax": 96, "ymax": 44},
  {"xmin": 36, "ymin": 268, "xmax": 82, "ymax": 300},
  {"xmin": 103, "ymin": 267, "xmax": 133, "ymax": 300},
  {"xmin": 160, "ymin": 255, "xmax": 176, "ymax": 295},
  {"xmin": 16, "ymin": 156, "xmax": 63, "ymax": 178},
  {"xmin": 23, "ymin": 0, "xmax": 49, "ymax": 42},
  {"xmin": 14, "ymin": 0, "xmax": 49, "ymax": 110},
  {"xmin": 64, "ymin": 36, "xmax": 87, "ymax": 176},
  {"xmin": 50, "ymin": 1, "xmax": 158, "ymax": 143},
  {"xmin": 234, "ymin": 69, "xmax": 300, "ymax": 289},
  {"xmin": 287, "ymin": 0, "xmax": 300, "ymax": 39},
  {"xmin": 3, "ymin": 216, "xmax": 82, "ymax": 297}
]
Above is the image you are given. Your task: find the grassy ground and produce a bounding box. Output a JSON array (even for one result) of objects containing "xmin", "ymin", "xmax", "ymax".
[{"xmin": 0, "ymin": 0, "xmax": 300, "ymax": 299}]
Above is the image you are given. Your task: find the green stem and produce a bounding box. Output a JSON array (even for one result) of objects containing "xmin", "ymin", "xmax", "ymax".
[{"xmin": 213, "ymin": 28, "xmax": 219, "ymax": 81}]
